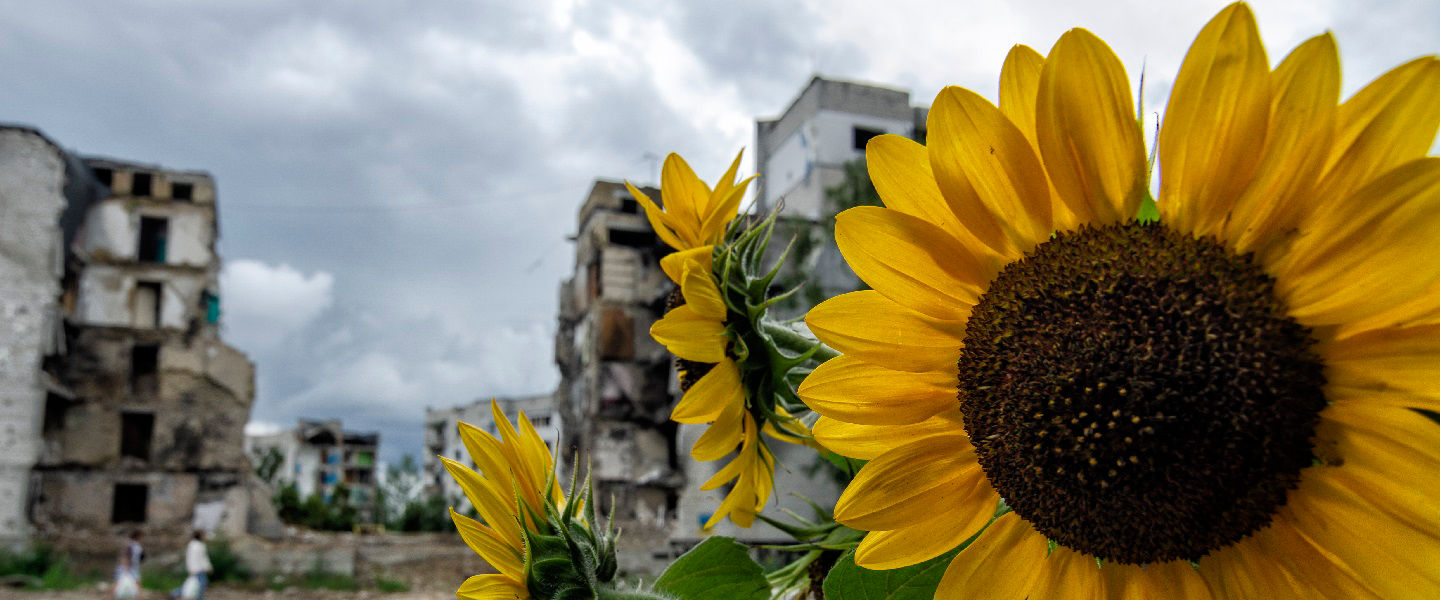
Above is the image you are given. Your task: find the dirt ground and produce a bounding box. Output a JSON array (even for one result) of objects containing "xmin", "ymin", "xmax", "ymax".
[{"xmin": 0, "ymin": 587, "xmax": 455, "ymax": 600}]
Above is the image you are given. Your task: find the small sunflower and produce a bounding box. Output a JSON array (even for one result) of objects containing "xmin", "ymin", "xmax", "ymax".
[
  {"xmin": 638, "ymin": 154, "xmax": 817, "ymax": 529},
  {"xmin": 801, "ymin": 3, "xmax": 1440, "ymax": 597},
  {"xmin": 627, "ymin": 151, "xmax": 752, "ymax": 284},
  {"xmin": 442, "ymin": 401, "xmax": 595, "ymax": 599}
]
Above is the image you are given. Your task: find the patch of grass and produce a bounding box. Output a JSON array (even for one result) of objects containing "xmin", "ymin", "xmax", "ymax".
[
  {"xmin": 375, "ymin": 576, "xmax": 410, "ymax": 593},
  {"xmin": 0, "ymin": 545, "xmax": 98, "ymax": 590},
  {"xmin": 140, "ymin": 567, "xmax": 187, "ymax": 591},
  {"xmin": 303, "ymin": 570, "xmax": 360, "ymax": 591}
]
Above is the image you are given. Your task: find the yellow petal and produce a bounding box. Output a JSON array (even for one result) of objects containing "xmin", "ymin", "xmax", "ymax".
[
  {"xmin": 489, "ymin": 401, "xmax": 545, "ymax": 509},
  {"xmin": 1101, "ymin": 560, "xmax": 1212, "ymax": 600},
  {"xmin": 855, "ymin": 487, "xmax": 998, "ymax": 569},
  {"xmin": 999, "ymin": 44, "xmax": 1045, "ymax": 148},
  {"xmin": 1225, "ymin": 33, "xmax": 1340, "ymax": 255},
  {"xmin": 1157, "ymin": 3, "xmax": 1271, "ymax": 237},
  {"xmin": 441, "ymin": 457, "xmax": 522, "ymax": 549},
  {"xmin": 1324, "ymin": 324, "xmax": 1440, "ymax": 402},
  {"xmin": 458, "ymin": 421, "xmax": 511, "ymax": 493},
  {"xmin": 799, "ymin": 355, "xmax": 958, "ymax": 425},
  {"xmin": 1275, "ymin": 158, "xmax": 1440, "ymax": 325},
  {"xmin": 999, "ymin": 44, "xmax": 1081, "ymax": 234},
  {"xmin": 812, "ymin": 410, "xmax": 966, "ymax": 460},
  {"xmin": 699, "ymin": 176, "xmax": 751, "ymax": 245},
  {"xmin": 866, "ymin": 134, "xmax": 1006, "ymax": 269},
  {"xmin": 834, "ymin": 435, "xmax": 980, "ymax": 530},
  {"xmin": 1321, "ymin": 57, "xmax": 1440, "ymax": 207},
  {"xmin": 660, "ymin": 153, "xmax": 706, "ymax": 243},
  {"xmin": 457, "ymin": 574, "xmax": 527, "ymax": 600},
  {"xmin": 1036, "ymin": 27, "xmax": 1147, "ymax": 226},
  {"xmin": 651, "ymin": 305, "xmax": 729, "ymax": 362},
  {"xmin": 1250, "ymin": 513, "xmax": 1382, "ymax": 600},
  {"xmin": 451, "ymin": 509, "xmax": 524, "ymax": 579},
  {"xmin": 1027, "ymin": 546, "xmax": 1102, "ymax": 600},
  {"xmin": 935, "ymin": 513, "xmax": 1046, "ymax": 600},
  {"xmin": 835, "ymin": 206, "xmax": 988, "ymax": 321},
  {"xmin": 1198, "ymin": 540, "xmax": 1310, "ymax": 599},
  {"xmin": 672, "ymin": 359, "xmax": 741, "ymax": 424},
  {"xmin": 805, "ymin": 291, "xmax": 966, "ymax": 373},
  {"xmin": 692, "ymin": 400, "xmax": 746, "ymax": 461},
  {"xmin": 707, "ymin": 149, "xmax": 744, "ymax": 213},
  {"xmin": 627, "ymin": 181, "xmax": 687, "ymax": 251},
  {"xmin": 660, "ymin": 245, "xmax": 712, "ymax": 284},
  {"xmin": 929, "ymin": 86, "xmax": 1053, "ymax": 250},
  {"xmin": 1287, "ymin": 473, "xmax": 1440, "ymax": 597},
  {"xmin": 680, "ymin": 262, "xmax": 726, "ymax": 320}
]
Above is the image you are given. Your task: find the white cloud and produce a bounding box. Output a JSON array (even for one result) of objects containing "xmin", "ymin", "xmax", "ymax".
[{"xmin": 220, "ymin": 259, "xmax": 335, "ymax": 352}]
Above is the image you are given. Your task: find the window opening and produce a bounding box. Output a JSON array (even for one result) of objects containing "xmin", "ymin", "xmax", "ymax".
[
  {"xmin": 93, "ymin": 168, "xmax": 114, "ymax": 188},
  {"xmin": 131, "ymin": 172, "xmax": 153, "ymax": 197},
  {"xmin": 853, "ymin": 126, "xmax": 883, "ymax": 150},
  {"xmin": 130, "ymin": 344, "xmax": 159, "ymax": 397},
  {"xmin": 138, "ymin": 217, "xmax": 168, "ymax": 263},
  {"xmin": 120, "ymin": 412, "xmax": 155, "ymax": 460},
  {"xmin": 171, "ymin": 182, "xmax": 193, "ymax": 201},
  {"xmin": 111, "ymin": 484, "xmax": 148, "ymax": 523}
]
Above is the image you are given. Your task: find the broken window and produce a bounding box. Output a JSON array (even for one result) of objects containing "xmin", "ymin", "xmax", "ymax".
[
  {"xmin": 586, "ymin": 257, "xmax": 602, "ymax": 300},
  {"xmin": 138, "ymin": 217, "xmax": 168, "ymax": 263},
  {"xmin": 619, "ymin": 197, "xmax": 639, "ymax": 214},
  {"xmin": 171, "ymin": 182, "xmax": 193, "ymax": 201},
  {"xmin": 130, "ymin": 344, "xmax": 159, "ymax": 397},
  {"xmin": 608, "ymin": 228, "xmax": 656, "ymax": 248},
  {"xmin": 120, "ymin": 412, "xmax": 155, "ymax": 460},
  {"xmin": 133, "ymin": 281, "xmax": 162, "ymax": 328},
  {"xmin": 42, "ymin": 394, "xmax": 67, "ymax": 435},
  {"xmin": 598, "ymin": 308, "xmax": 634, "ymax": 360},
  {"xmin": 111, "ymin": 483, "xmax": 148, "ymax": 523},
  {"xmin": 93, "ymin": 167, "xmax": 114, "ymax": 188},
  {"xmin": 853, "ymin": 126, "xmax": 883, "ymax": 150},
  {"xmin": 131, "ymin": 172, "xmax": 153, "ymax": 197}
]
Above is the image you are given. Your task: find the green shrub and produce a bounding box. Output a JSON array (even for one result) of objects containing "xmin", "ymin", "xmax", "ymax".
[
  {"xmin": 376, "ymin": 576, "xmax": 410, "ymax": 593},
  {"xmin": 207, "ymin": 534, "xmax": 251, "ymax": 582}
]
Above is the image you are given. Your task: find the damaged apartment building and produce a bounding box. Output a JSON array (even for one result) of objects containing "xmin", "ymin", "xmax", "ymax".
[
  {"xmin": 423, "ymin": 395, "xmax": 560, "ymax": 508},
  {"xmin": 0, "ymin": 125, "xmax": 256, "ymax": 550},
  {"xmin": 554, "ymin": 180, "xmax": 680, "ymax": 574}
]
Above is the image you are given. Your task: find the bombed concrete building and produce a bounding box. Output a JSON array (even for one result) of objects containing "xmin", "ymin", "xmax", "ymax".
[
  {"xmin": 0, "ymin": 125, "xmax": 257, "ymax": 550},
  {"xmin": 554, "ymin": 180, "xmax": 680, "ymax": 574},
  {"xmin": 245, "ymin": 420, "xmax": 380, "ymax": 505}
]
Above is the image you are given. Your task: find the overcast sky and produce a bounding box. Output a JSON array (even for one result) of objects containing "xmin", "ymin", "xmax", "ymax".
[{"xmin": 2, "ymin": 0, "xmax": 1435, "ymax": 464}]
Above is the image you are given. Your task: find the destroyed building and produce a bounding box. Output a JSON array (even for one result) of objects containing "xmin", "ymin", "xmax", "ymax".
[
  {"xmin": 245, "ymin": 420, "xmax": 380, "ymax": 506},
  {"xmin": 554, "ymin": 180, "xmax": 680, "ymax": 574},
  {"xmin": 423, "ymin": 395, "xmax": 560, "ymax": 507},
  {"xmin": 0, "ymin": 125, "xmax": 257, "ymax": 551}
]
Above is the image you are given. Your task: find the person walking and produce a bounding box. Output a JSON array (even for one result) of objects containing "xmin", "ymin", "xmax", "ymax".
[
  {"xmin": 111, "ymin": 530, "xmax": 143, "ymax": 599},
  {"xmin": 172, "ymin": 530, "xmax": 213, "ymax": 600}
]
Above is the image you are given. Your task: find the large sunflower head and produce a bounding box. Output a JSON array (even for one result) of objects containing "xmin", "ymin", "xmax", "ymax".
[
  {"xmin": 801, "ymin": 2, "xmax": 1440, "ymax": 596},
  {"xmin": 443, "ymin": 401, "xmax": 617, "ymax": 599}
]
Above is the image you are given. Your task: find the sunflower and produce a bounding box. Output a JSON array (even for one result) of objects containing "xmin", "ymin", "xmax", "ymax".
[
  {"xmin": 627, "ymin": 150, "xmax": 752, "ymax": 284},
  {"xmin": 651, "ymin": 252, "xmax": 779, "ymax": 529},
  {"xmin": 441, "ymin": 401, "xmax": 567, "ymax": 599},
  {"xmin": 800, "ymin": 3, "xmax": 1440, "ymax": 597}
]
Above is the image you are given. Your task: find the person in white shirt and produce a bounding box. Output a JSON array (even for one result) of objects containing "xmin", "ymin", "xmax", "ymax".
[{"xmin": 171, "ymin": 530, "xmax": 212, "ymax": 599}]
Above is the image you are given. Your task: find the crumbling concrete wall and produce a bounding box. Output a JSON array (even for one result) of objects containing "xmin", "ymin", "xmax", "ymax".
[{"xmin": 0, "ymin": 128, "xmax": 67, "ymax": 546}]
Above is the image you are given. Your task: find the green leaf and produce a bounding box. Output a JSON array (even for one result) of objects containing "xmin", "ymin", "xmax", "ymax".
[
  {"xmin": 822, "ymin": 546, "xmax": 962, "ymax": 600},
  {"xmin": 652, "ymin": 537, "xmax": 769, "ymax": 600}
]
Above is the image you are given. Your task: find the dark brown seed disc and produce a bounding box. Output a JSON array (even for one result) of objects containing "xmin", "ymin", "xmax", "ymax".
[{"xmin": 957, "ymin": 222, "xmax": 1327, "ymax": 564}]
